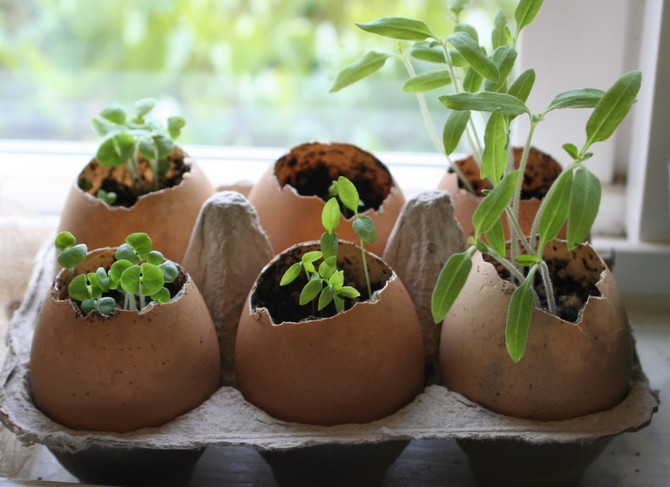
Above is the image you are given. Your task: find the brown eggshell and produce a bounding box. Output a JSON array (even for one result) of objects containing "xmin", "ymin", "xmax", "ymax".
[
  {"xmin": 437, "ymin": 147, "xmax": 565, "ymax": 239},
  {"xmin": 235, "ymin": 241, "xmax": 425, "ymax": 426},
  {"xmin": 246, "ymin": 142, "xmax": 405, "ymax": 256},
  {"xmin": 57, "ymin": 155, "xmax": 215, "ymax": 262},
  {"xmin": 439, "ymin": 240, "xmax": 633, "ymax": 421},
  {"xmin": 30, "ymin": 249, "xmax": 221, "ymax": 433}
]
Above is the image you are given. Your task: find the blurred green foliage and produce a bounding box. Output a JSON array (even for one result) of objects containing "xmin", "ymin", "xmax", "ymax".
[{"xmin": 0, "ymin": 0, "xmax": 510, "ymax": 151}]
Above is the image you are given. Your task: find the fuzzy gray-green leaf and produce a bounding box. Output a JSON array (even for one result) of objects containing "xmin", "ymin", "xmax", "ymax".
[
  {"xmin": 485, "ymin": 219, "xmax": 506, "ymax": 257},
  {"xmin": 567, "ymin": 166, "xmax": 601, "ymax": 249},
  {"xmin": 473, "ymin": 170, "xmax": 520, "ymax": 236},
  {"xmin": 410, "ymin": 45, "xmax": 446, "ymax": 64},
  {"xmin": 546, "ymin": 88, "xmax": 605, "ymax": 113},
  {"xmin": 356, "ymin": 17, "xmax": 435, "ymax": 41},
  {"xmin": 403, "ymin": 69, "xmax": 452, "ymax": 92},
  {"xmin": 443, "ymin": 110, "xmax": 471, "ymax": 155},
  {"xmin": 447, "ymin": 32, "xmax": 500, "ymax": 82},
  {"xmin": 485, "ymin": 45, "xmax": 517, "ymax": 92},
  {"xmin": 492, "ymin": 10, "xmax": 509, "ymax": 49},
  {"xmin": 508, "ymin": 69, "xmax": 535, "ymax": 104},
  {"xmin": 440, "ymin": 92, "xmax": 529, "ymax": 116},
  {"xmin": 330, "ymin": 51, "xmax": 391, "ymax": 93},
  {"xmin": 515, "ymin": 0, "xmax": 545, "ymax": 35}
]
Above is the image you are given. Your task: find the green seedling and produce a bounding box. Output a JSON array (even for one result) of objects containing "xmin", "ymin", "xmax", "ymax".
[
  {"xmin": 280, "ymin": 176, "xmax": 378, "ymax": 316},
  {"xmin": 91, "ymin": 97, "xmax": 186, "ymax": 193},
  {"xmin": 54, "ymin": 231, "xmax": 179, "ymax": 317},
  {"xmin": 334, "ymin": 0, "xmax": 641, "ymax": 362},
  {"xmin": 96, "ymin": 189, "xmax": 117, "ymax": 206}
]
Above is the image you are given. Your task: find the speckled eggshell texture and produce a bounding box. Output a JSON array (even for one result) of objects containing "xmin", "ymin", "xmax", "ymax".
[
  {"xmin": 57, "ymin": 154, "xmax": 215, "ymax": 262},
  {"xmin": 246, "ymin": 142, "xmax": 405, "ymax": 256},
  {"xmin": 30, "ymin": 249, "xmax": 221, "ymax": 433},
  {"xmin": 439, "ymin": 240, "xmax": 633, "ymax": 421},
  {"xmin": 235, "ymin": 241, "xmax": 425, "ymax": 426}
]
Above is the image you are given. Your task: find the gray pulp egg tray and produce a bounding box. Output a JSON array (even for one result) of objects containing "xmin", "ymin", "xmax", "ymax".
[{"xmin": 0, "ymin": 192, "xmax": 660, "ymax": 486}]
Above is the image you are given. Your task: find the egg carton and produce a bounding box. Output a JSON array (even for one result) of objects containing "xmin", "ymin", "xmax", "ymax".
[{"xmin": 0, "ymin": 192, "xmax": 660, "ymax": 486}]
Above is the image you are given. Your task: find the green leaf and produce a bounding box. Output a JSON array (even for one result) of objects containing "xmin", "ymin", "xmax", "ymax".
[
  {"xmin": 147, "ymin": 250, "xmax": 165, "ymax": 266},
  {"xmin": 462, "ymin": 66, "xmax": 483, "ymax": 93},
  {"xmin": 585, "ymin": 71, "xmax": 642, "ymax": 149},
  {"xmin": 336, "ymin": 176, "xmax": 360, "ymax": 214},
  {"xmin": 119, "ymin": 265, "xmax": 142, "ymax": 295},
  {"xmin": 68, "ymin": 274, "xmax": 93, "ymax": 302},
  {"xmin": 473, "ymin": 170, "xmax": 520, "ymax": 236},
  {"xmin": 322, "ymin": 197, "xmax": 341, "ymax": 233},
  {"xmin": 440, "ymin": 92, "xmax": 529, "ymax": 116},
  {"xmin": 159, "ymin": 261, "xmax": 179, "ymax": 283},
  {"xmin": 320, "ymin": 232, "xmax": 339, "ymax": 260},
  {"xmin": 138, "ymin": 136, "xmax": 158, "ymax": 161},
  {"xmin": 492, "ymin": 10, "xmax": 509, "ymax": 49},
  {"xmin": 138, "ymin": 263, "xmax": 165, "ymax": 296},
  {"xmin": 330, "ymin": 51, "xmax": 391, "ymax": 93},
  {"xmin": 151, "ymin": 287, "xmax": 171, "ymax": 304},
  {"xmin": 353, "ymin": 216, "xmax": 377, "ymax": 244},
  {"xmin": 448, "ymin": 0, "xmax": 468, "ymax": 15},
  {"xmin": 515, "ymin": 254, "xmax": 540, "ymax": 266},
  {"xmin": 99, "ymin": 105, "xmax": 126, "ymax": 125},
  {"xmin": 55, "ymin": 231, "xmax": 76, "ymax": 251},
  {"xmin": 356, "ymin": 17, "xmax": 435, "ymax": 41},
  {"xmin": 567, "ymin": 166, "xmax": 601, "ymax": 249},
  {"xmin": 81, "ymin": 299, "xmax": 97, "ymax": 316},
  {"xmin": 133, "ymin": 98, "xmax": 157, "ymax": 119},
  {"xmin": 409, "ymin": 45, "xmax": 445, "ymax": 63},
  {"xmin": 301, "ymin": 250, "xmax": 323, "ymax": 264},
  {"xmin": 562, "ymin": 143, "xmax": 580, "ymax": 160},
  {"xmin": 508, "ymin": 69, "xmax": 536, "ymax": 104},
  {"xmin": 515, "ymin": 0, "xmax": 545, "ymax": 35},
  {"xmin": 280, "ymin": 262, "xmax": 303, "ymax": 286},
  {"xmin": 153, "ymin": 133, "xmax": 174, "ymax": 159},
  {"xmin": 167, "ymin": 116, "xmax": 186, "ymax": 139},
  {"xmin": 431, "ymin": 249, "xmax": 474, "ymax": 324},
  {"xmin": 480, "ymin": 109, "xmax": 508, "ymax": 183},
  {"xmin": 97, "ymin": 297, "xmax": 116, "ymax": 316},
  {"xmin": 447, "ymin": 32, "xmax": 499, "ymax": 83},
  {"xmin": 537, "ymin": 170, "xmax": 573, "ymax": 249},
  {"xmin": 485, "ymin": 45, "xmax": 517, "ymax": 92},
  {"xmin": 328, "ymin": 270, "xmax": 345, "ymax": 288},
  {"xmin": 96, "ymin": 132, "xmax": 135, "ymax": 167},
  {"xmin": 318, "ymin": 286, "xmax": 335, "ymax": 311},
  {"xmin": 126, "ymin": 232, "xmax": 152, "ymax": 259},
  {"xmin": 485, "ymin": 218, "xmax": 506, "ymax": 257},
  {"xmin": 318, "ymin": 258, "xmax": 336, "ymax": 280},
  {"xmin": 95, "ymin": 267, "xmax": 110, "ymax": 292},
  {"xmin": 505, "ymin": 267, "xmax": 538, "ymax": 362},
  {"xmin": 57, "ymin": 243, "xmax": 87, "ymax": 268},
  {"xmin": 402, "ymin": 69, "xmax": 452, "ymax": 92},
  {"xmin": 454, "ymin": 23, "xmax": 478, "ymax": 44},
  {"xmin": 109, "ymin": 259, "xmax": 133, "ymax": 286},
  {"xmin": 443, "ymin": 110, "xmax": 471, "ymax": 156},
  {"xmin": 546, "ymin": 88, "xmax": 605, "ymax": 113},
  {"xmin": 91, "ymin": 116, "xmax": 118, "ymax": 136},
  {"xmin": 115, "ymin": 243, "xmax": 139, "ymax": 264},
  {"xmin": 338, "ymin": 286, "xmax": 361, "ymax": 299},
  {"xmin": 299, "ymin": 278, "xmax": 323, "ymax": 305}
]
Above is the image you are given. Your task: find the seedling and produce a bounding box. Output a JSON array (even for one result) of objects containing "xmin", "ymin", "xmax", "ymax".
[
  {"xmin": 333, "ymin": 0, "xmax": 641, "ymax": 362},
  {"xmin": 91, "ymin": 97, "xmax": 186, "ymax": 193},
  {"xmin": 280, "ymin": 176, "xmax": 378, "ymax": 315},
  {"xmin": 54, "ymin": 231, "xmax": 179, "ymax": 317},
  {"xmin": 96, "ymin": 189, "xmax": 118, "ymax": 206}
]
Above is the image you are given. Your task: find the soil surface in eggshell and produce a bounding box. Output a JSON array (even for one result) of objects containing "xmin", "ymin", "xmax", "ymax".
[
  {"xmin": 484, "ymin": 241, "xmax": 605, "ymax": 323},
  {"xmin": 78, "ymin": 147, "xmax": 191, "ymax": 207},
  {"xmin": 450, "ymin": 146, "xmax": 562, "ymax": 199},
  {"xmin": 251, "ymin": 245, "xmax": 392, "ymax": 324},
  {"xmin": 274, "ymin": 142, "xmax": 394, "ymax": 213}
]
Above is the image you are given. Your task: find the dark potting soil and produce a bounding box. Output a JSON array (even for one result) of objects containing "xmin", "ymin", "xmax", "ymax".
[
  {"xmin": 485, "ymin": 253, "xmax": 602, "ymax": 324},
  {"xmin": 78, "ymin": 149, "xmax": 190, "ymax": 207},
  {"xmin": 274, "ymin": 142, "xmax": 394, "ymax": 213}
]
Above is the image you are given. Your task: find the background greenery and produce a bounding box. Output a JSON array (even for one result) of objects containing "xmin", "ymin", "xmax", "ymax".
[{"xmin": 0, "ymin": 0, "xmax": 510, "ymax": 151}]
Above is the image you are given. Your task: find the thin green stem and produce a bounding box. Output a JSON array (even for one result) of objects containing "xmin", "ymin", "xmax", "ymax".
[
  {"xmin": 539, "ymin": 260, "xmax": 557, "ymax": 315},
  {"xmin": 484, "ymin": 244, "xmax": 526, "ymax": 284},
  {"xmin": 504, "ymin": 207, "xmax": 533, "ymax": 255},
  {"xmin": 359, "ymin": 241, "xmax": 372, "ymax": 299}
]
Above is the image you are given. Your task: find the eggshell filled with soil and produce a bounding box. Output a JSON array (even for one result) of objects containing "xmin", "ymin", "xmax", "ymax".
[
  {"xmin": 247, "ymin": 142, "xmax": 405, "ymax": 255},
  {"xmin": 235, "ymin": 241, "xmax": 425, "ymax": 426},
  {"xmin": 437, "ymin": 147, "xmax": 563, "ymax": 238},
  {"xmin": 439, "ymin": 240, "xmax": 633, "ymax": 421},
  {"xmin": 30, "ymin": 248, "xmax": 221, "ymax": 433},
  {"xmin": 57, "ymin": 149, "xmax": 215, "ymax": 262}
]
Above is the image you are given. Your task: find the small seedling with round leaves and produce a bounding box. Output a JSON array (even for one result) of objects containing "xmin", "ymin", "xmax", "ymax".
[
  {"xmin": 54, "ymin": 231, "xmax": 179, "ymax": 317},
  {"xmin": 91, "ymin": 97, "xmax": 186, "ymax": 194}
]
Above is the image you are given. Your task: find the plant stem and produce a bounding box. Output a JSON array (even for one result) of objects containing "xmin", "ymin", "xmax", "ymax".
[
  {"xmin": 510, "ymin": 118, "xmax": 538, "ymax": 262},
  {"xmin": 539, "ymin": 260, "xmax": 557, "ymax": 315},
  {"xmin": 359, "ymin": 242, "xmax": 372, "ymax": 299},
  {"xmin": 484, "ymin": 245, "xmax": 526, "ymax": 284},
  {"xmin": 504, "ymin": 207, "xmax": 533, "ymax": 255}
]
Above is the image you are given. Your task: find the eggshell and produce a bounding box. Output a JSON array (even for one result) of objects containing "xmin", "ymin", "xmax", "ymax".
[
  {"xmin": 439, "ymin": 240, "xmax": 633, "ymax": 421},
  {"xmin": 235, "ymin": 241, "xmax": 425, "ymax": 426},
  {"xmin": 57, "ymin": 151, "xmax": 215, "ymax": 262},
  {"xmin": 30, "ymin": 248, "xmax": 221, "ymax": 433},
  {"xmin": 246, "ymin": 142, "xmax": 405, "ymax": 255},
  {"xmin": 437, "ymin": 147, "xmax": 564, "ymax": 239}
]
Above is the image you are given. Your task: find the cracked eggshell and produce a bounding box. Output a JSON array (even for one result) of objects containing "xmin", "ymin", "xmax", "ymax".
[
  {"xmin": 247, "ymin": 142, "xmax": 405, "ymax": 255},
  {"xmin": 437, "ymin": 147, "xmax": 564, "ymax": 239},
  {"xmin": 30, "ymin": 249, "xmax": 221, "ymax": 433},
  {"xmin": 439, "ymin": 240, "xmax": 633, "ymax": 421},
  {"xmin": 57, "ymin": 154, "xmax": 215, "ymax": 262},
  {"xmin": 235, "ymin": 241, "xmax": 425, "ymax": 426}
]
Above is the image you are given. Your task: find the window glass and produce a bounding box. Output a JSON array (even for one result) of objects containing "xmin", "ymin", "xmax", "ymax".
[{"xmin": 0, "ymin": 0, "xmax": 511, "ymax": 152}]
